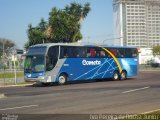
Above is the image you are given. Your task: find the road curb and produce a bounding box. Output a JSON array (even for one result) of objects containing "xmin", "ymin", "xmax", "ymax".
[
  {"xmin": 139, "ymin": 69, "xmax": 160, "ymax": 71},
  {"xmin": 0, "ymin": 94, "xmax": 5, "ymax": 99},
  {"xmin": 0, "ymin": 83, "xmax": 33, "ymax": 88}
]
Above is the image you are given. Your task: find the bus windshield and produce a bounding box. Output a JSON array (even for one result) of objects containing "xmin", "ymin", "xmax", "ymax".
[{"xmin": 24, "ymin": 55, "xmax": 45, "ymax": 73}]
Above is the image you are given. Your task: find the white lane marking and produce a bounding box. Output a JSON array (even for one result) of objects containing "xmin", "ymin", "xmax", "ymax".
[
  {"xmin": 122, "ymin": 86, "xmax": 150, "ymax": 94},
  {"xmin": 142, "ymin": 108, "xmax": 160, "ymax": 114},
  {"xmin": 0, "ymin": 104, "xmax": 38, "ymax": 111}
]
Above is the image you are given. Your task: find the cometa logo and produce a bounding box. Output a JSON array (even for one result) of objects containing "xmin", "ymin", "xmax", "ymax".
[{"xmin": 82, "ymin": 60, "xmax": 101, "ymax": 66}]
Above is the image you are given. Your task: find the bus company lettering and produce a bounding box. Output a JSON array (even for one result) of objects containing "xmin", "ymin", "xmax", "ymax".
[{"xmin": 82, "ymin": 60, "xmax": 101, "ymax": 65}]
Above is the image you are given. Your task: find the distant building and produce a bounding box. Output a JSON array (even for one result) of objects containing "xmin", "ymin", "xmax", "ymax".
[
  {"xmin": 113, "ymin": 0, "xmax": 160, "ymax": 48},
  {"xmin": 139, "ymin": 48, "xmax": 160, "ymax": 66}
]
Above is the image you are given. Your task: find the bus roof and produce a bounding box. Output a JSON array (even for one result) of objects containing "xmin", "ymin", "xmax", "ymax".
[{"xmin": 30, "ymin": 43, "xmax": 137, "ymax": 49}]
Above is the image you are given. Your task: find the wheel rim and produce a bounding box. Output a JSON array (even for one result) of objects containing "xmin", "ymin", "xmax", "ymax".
[
  {"xmin": 121, "ymin": 73, "xmax": 126, "ymax": 79},
  {"xmin": 114, "ymin": 73, "xmax": 119, "ymax": 80},
  {"xmin": 59, "ymin": 76, "xmax": 66, "ymax": 84}
]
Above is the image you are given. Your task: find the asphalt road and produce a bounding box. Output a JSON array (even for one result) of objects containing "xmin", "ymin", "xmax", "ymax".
[{"xmin": 0, "ymin": 71, "xmax": 160, "ymax": 119}]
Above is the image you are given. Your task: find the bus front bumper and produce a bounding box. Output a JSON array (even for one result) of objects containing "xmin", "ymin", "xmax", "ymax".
[
  {"xmin": 25, "ymin": 78, "xmax": 45, "ymax": 83},
  {"xmin": 24, "ymin": 75, "xmax": 56, "ymax": 83}
]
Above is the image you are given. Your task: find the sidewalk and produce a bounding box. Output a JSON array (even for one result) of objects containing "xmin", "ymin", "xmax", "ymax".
[
  {"xmin": 139, "ymin": 66, "xmax": 160, "ymax": 71},
  {"xmin": 0, "ymin": 77, "xmax": 33, "ymax": 87}
]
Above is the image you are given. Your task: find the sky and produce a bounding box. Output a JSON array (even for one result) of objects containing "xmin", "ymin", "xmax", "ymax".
[{"xmin": 0, "ymin": 0, "xmax": 114, "ymax": 49}]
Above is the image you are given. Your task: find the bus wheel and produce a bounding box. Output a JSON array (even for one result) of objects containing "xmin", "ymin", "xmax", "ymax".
[
  {"xmin": 120, "ymin": 71, "xmax": 127, "ymax": 80},
  {"xmin": 58, "ymin": 74, "xmax": 67, "ymax": 85},
  {"xmin": 112, "ymin": 71, "xmax": 119, "ymax": 80}
]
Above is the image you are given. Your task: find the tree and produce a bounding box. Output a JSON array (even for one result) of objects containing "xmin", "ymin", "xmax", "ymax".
[
  {"xmin": 152, "ymin": 45, "xmax": 160, "ymax": 58},
  {"xmin": 65, "ymin": 2, "xmax": 90, "ymax": 21},
  {"xmin": 0, "ymin": 38, "xmax": 15, "ymax": 68},
  {"xmin": 25, "ymin": 2, "xmax": 91, "ymax": 48},
  {"xmin": 48, "ymin": 2, "xmax": 90, "ymax": 43},
  {"xmin": 25, "ymin": 18, "xmax": 48, "ymax": 48},
  {"xmin": 0, "ymin": 38, "xmax": 15, "ymax": 56}
]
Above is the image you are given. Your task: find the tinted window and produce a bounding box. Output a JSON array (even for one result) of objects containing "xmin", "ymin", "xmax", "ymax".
[
  {"xmin": 125, "ymin": 48, "xmax": 138, "ymax": 58},
  {"xmin": 108, "ymin": 48, "xmax": 117, "ymax": 56},
  {"xmin": 60, "ymin": 46, "xmax": 86, "ymax": 58},
  {"xmin": 131, "ymin": 48, "xmax": 138, "ymax": 57},
  {"xmin": 60, "ymin": 46, "xmax": 112, "ymax": 58},
  {"xmin": 76, "ymin": 47, "xmax": 86, "ymax": 58},
  {"xmin": 60, "ymin": 46, "xmax": 74, "ymax": 58},
  {"xmin": 48, "ymin": 46, "xmax": 59, "ymax": 58},
  {"xmin": 95, "ymin": 48, "xmax": 109, "ymax": 58},
  {"xmin": 59, "ymin": 46, "xmax": 138, "ymax": 58},
  {"xmin": 24, "ymin": 55, "xmax": 45, "ymax": 73},
  {"xmin": 85, "ymin": 48, "xmax": 96, "ymax": 58},
  {"xmin": 106, "ymin": 48, "xmax": 138, "ymax": 58},
  {"xmin": 28, "ymin": 46, "xmax": 47, "ymax": 55},
  {"xmin": 46, "ymin": 46, "xmax": 59, "ymax": 71},
  {"xmin": 115, "ymin": 48, "xmax": 125, "ymax": 58}
]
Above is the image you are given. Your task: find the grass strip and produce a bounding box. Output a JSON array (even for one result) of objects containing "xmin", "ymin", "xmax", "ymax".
[{"xmin": 0, "ymin": 72, "xmax": 24, "ymax": 79}]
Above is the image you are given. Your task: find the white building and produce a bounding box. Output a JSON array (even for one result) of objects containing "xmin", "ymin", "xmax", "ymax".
[
  {"xmin": 113, "ymin": 0, "xmax": 160, "ymax": 48},
  {"xmin": 139, "ymin": 48, "xmax": 160, "ymax": 65}
]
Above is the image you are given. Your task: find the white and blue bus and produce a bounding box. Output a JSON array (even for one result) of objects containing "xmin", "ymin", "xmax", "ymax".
[{"xmin": 24, "ymin": 43, "xmax": 139, "ymax": 85}]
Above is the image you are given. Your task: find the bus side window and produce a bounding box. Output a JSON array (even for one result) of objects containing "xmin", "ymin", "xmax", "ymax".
[
  {"xmin": 100, "ymin": 50, "xmax": 106, "ymax": 57},
  {"xmin": 73, "ymin": 47, "xmax": 82, "ymax": 58},
  {"xmin": 95, "ymin": 48, "xmax": 106, "ymax": 58},
  {"xmin": 47, "ymin": 46, "xmax": 59, "ymax": 71},
  {"xmin": 78, "ymin": 47, "xmax": 86, "ymax": 58},
  {"xmin": 77, "ymin": 47, "xmax": 87, "ymax": 58},
  {"xmin": 131, "ymin": 49, "xmax": 138, "ymax": 57},
  {"xmin": 90, "ymin": 48, "xmax": 96, "ymax": 57},
  {"xmin": 125, "ymin": 48, "xmax": 137, "ymax": 58},
  {"xmin": 108, "ymin": 48, "xmax": 116, "ymax": 57},
  {"xmin": 60, "ymin": 46, "xmax": 80, "ymax": 58},
  {"xmin": 107, "ymin": 48, "xmax": 113, "ymax": 58},
  {"xmin": 96, "ymin": 51, "xmax": 101, "ymax": 58},
  {"xmin": 116, "ymin": 49, "xmax": 124, "ymax": 58},
  {"xmin": 86, "ymin": 48, "xmax": 91, "ymax": 57},
  {"xmin": 103, "ymin": 48, "xmax": 111, "ymax": 58},
  {"xmin": 75, "ymin": 47, "xmax": 83, "ymax": 58},
  {"xmin": 80, "ymin": 47, "xmax": 87, "ymax": 58},
  {"xmin": 60, "ymin": 46, "xmax": 70, "ymax": 58},
  {"xmin": 60, "ymin": 47, "xmax": 64, "ymax": 59},
  {"xmin": 125, "ymin": 49, "xmax": 132, "ymax": 58},
  {"xmin": 64, "ymin": 48, "xmax": 68, "ymax": 58}
]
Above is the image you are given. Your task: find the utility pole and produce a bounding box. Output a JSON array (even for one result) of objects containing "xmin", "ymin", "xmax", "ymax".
[
  {"xmin": 13, "ymin": 49, "xmax": 17, "ymax": 84},
  {"xmin": 2, "ymin": 40, "xmax": 4, "ymax": 58},
  {"xmin": 2, "ymin": 40, "xmax": 5, "ymax": 85}
]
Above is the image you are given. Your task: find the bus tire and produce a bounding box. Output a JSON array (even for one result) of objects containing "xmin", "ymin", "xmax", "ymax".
[
  {"xmin": 120, "ymin": 71, "xmax": 127, "ymax": 80},
  {"xmin": 112, "ymin": 71, "xmax": 119, "ymax": 81},
  {"xmin": 58, "ymin": 74, "xmax": 67, "ymax": 85}
]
